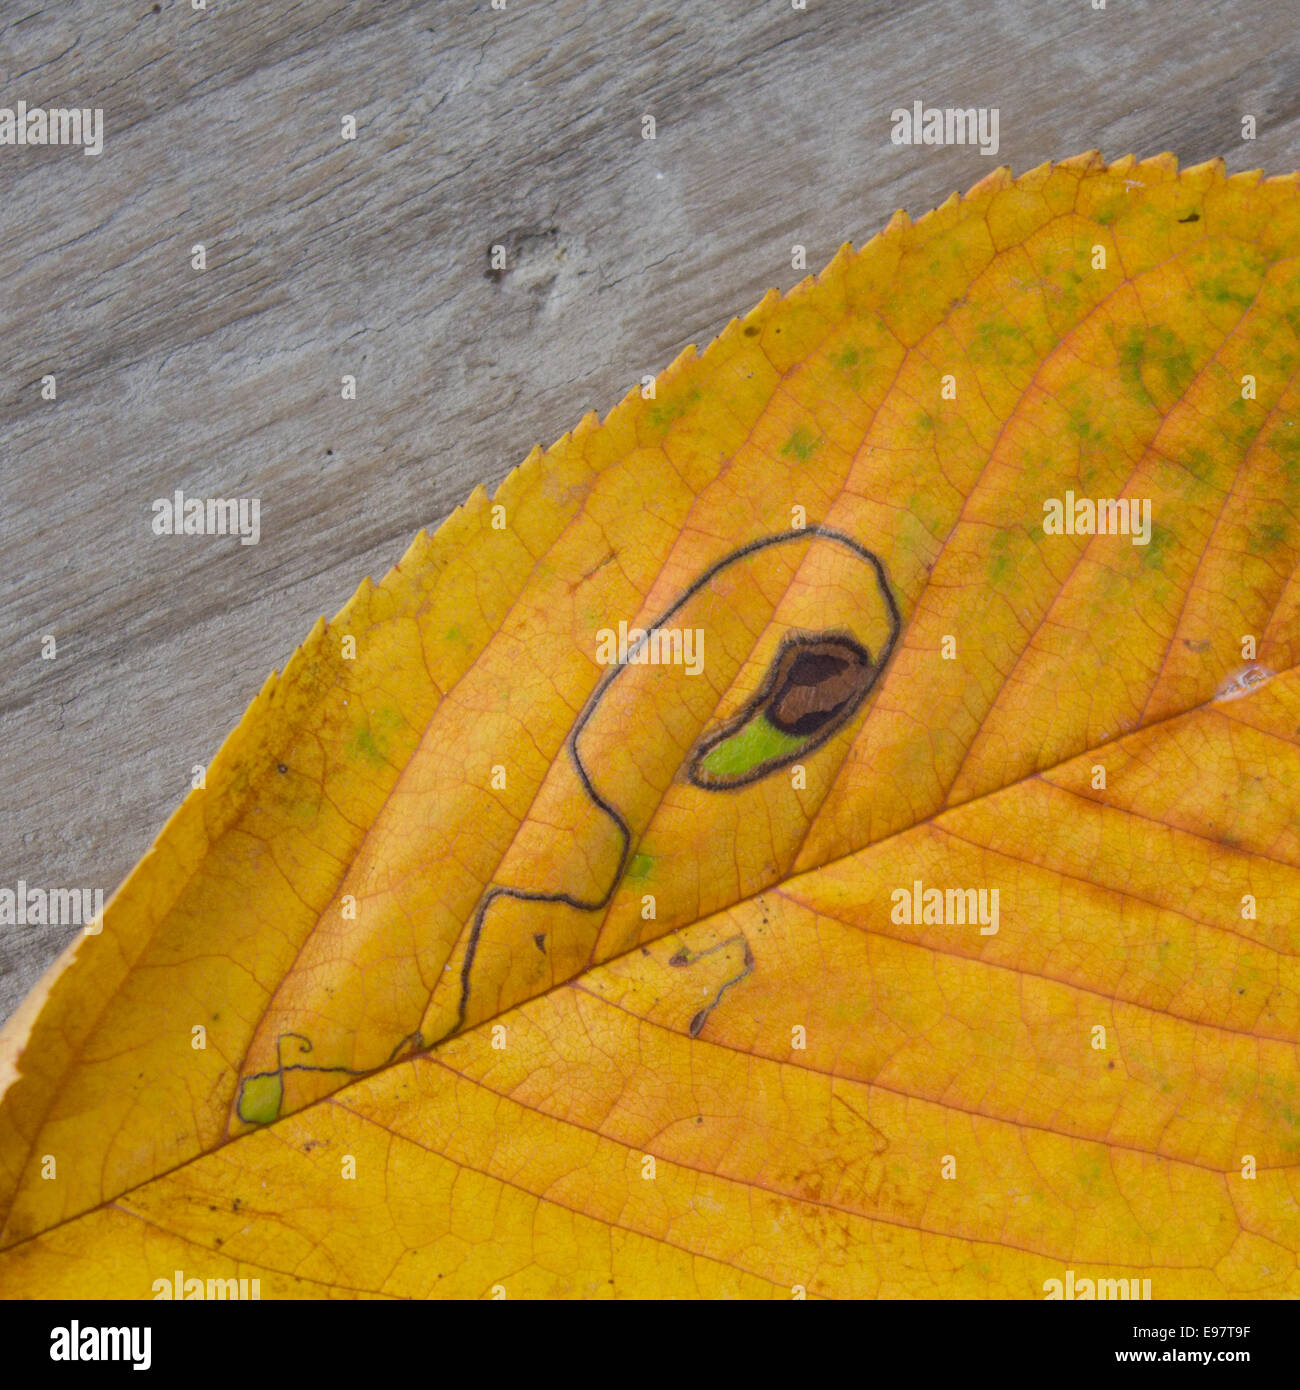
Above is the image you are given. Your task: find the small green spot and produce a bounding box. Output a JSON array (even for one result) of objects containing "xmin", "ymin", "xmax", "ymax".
[
  {"xmin": 647, "ymin": 385, "xmax": 702, "ymax": 434},
  {"xmin": 986, "ymin": 527, "xmax": 1020, "ymax": 585},
  {"xmin": 970, "ymin": 317, "xmax": 1028, "ymax": 368},
  {"xmin": 445, "ymin": 625, "xmax": 463, "ymax": 642},
  {"xmin": 1203, "ymin": 277, "xmax": 1254, "ymax": 308},
  {"xmin": 627, "ymin": 852, "xmax": 655, "ymax": 881},
  {"xmin": 699, "ymin": 716, "xmax": 806, "ymax": 780},
  {"xmin": 1160, "ymin": 349, "xmax": 1194, "ymax": 396},
  {"xmin": 238, "ymin": 1074, "xmax": 282, "ymax": 1126},
  {"xmin": 1139, "ymin": 523, "xmax": 1175, "ymax": 570},
  {"xmin": 349, "ymin": 706, "xmax": 405, "ymax": 766},
  {"xmin": 781, "ymin": 426, "xmax": 821, "ymax": 461},
  {"xmin": 1117, "ymin": 328, "xmax": 1147, "ymax": 393},
  {"xmin": 1182, "ymin": 445, "xmax": 1214, "ymax": 482},
  {"xmin": 350, "ymin": 726, "xmax": 382, "ymax": 765},
  {"xmin": 1249, "ymin": 518, "xmax": 1288, "ymax": 554},
  {"xmin": 1068, "ymin": 408, "xmax": 1101, "ymax": 445}
]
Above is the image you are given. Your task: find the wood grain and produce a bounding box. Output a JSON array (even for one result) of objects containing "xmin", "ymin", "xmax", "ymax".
[{"xmin": 2, "ymin": 0, "xmax": 1297, "ymax": 1021}]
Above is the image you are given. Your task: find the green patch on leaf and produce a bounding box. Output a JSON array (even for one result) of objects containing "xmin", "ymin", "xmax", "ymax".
[
  {"xmin": 349, "ymin": 705, "xmax": 405, "ymax": 766},
  {"xmin": 627, "ymin": 852, "xmax": 655, "ymax": 881},
  {"xmin": 1139, "ymin": 523, "xmax": 1175, "ymax": 570},
  {"xmin": 698, "ymin": 716, "xmax": 806, "ymax": 780},
  {"xmin": 647, "ymin": 385, "xmax": 703, "ymax": 434},
  {"xmin": 780, "ymin": 426, "xmax": 821, "ymax": 461},
  {"xmin": 1248, "ymin": 518, "xmax": 1288, "ymax": 554},
  {"xmin": 237, "ymin": 1073, "xmax": 282, "ymax": 1126}
]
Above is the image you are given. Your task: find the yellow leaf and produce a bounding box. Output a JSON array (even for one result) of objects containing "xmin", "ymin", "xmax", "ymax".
[{"xmin": 5, "ymin": 152, "xmax": 1300, "ymax": 1299}]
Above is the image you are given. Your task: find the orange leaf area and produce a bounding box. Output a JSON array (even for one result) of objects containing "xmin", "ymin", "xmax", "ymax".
[{"xmin": 5, "ymin": 153, "xmax": 1300, "ymax": 1299}]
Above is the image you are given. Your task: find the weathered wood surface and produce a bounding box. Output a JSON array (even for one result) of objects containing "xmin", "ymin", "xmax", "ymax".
[{"xmin": 2, "ymin": 0, "xmax": 1297, "ymax": 1022}]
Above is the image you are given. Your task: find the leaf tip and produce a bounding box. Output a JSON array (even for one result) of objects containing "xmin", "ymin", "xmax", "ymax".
[
  {"xmin": 967, "ymin": 165, "xmax": 1014, "ymax": 198},
  {"xmin": 883, "ymin": 207, "xmax": 911, "ymax": 237},
  {"xmin": 1227, "ymin": 167, "xmax": 1264, "ymax": 188},
  {"xmin": 571, "ymin": 409, "xmax": 602, "ymax": 440},
  {"xmin": 1183, "ymin": 155, "xmax": 1228, "ymax": 182},
  {"xmin": 1142, "ymin": 151, "xmax": 1181, "ymax": 177}
]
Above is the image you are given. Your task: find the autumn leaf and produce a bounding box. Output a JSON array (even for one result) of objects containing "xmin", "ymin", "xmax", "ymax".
[{"xmin": 5, "ymin": 151, "xmax": 1300, "ymax": 1299}]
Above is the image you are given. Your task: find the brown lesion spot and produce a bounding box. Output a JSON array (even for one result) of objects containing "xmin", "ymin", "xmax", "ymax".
[
  {"xmin": 765, "ymin": 637, "xmax": 873, "ymax": 736},
  {"xmin": 689, "ymin": 631, "xmax": 882, "ymax": 789}
]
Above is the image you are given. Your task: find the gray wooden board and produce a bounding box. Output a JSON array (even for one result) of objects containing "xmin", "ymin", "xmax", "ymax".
[{"xmin": 2, "ymin": 0, "xmax": 1298, "ymax": 1023}]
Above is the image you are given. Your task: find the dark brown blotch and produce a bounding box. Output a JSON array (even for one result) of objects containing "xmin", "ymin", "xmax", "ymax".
[{"xmin": 765, "ymin": 637, "xmax": 872, "ymax": 736}]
